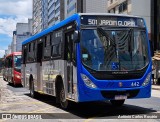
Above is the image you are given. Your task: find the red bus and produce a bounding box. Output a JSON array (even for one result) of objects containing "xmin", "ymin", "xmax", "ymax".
[{"xmin": 3, "ymin": 52, "xmax": 22, "ymax": 86}]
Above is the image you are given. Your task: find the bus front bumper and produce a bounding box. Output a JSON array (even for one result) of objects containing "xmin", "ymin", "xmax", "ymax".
[{"xmin": 78, "ymin": 83, "xmax": 151, "ymax": 102}]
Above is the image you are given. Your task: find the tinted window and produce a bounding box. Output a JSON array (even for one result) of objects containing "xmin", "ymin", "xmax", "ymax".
[
  {"xmin": 51, "ymin": 30, "xmax": 62, "ymax": 58},
  {"xmin": 22, "ymin": 45, "xmax": 27, "ymax": 64},
  {"xmin": 43, "ymin": 34, "xmax": 51, "ymax": 60},
  {"xmin": 27, "ymin": 42, "xmax": 36, "ymax": 62}
]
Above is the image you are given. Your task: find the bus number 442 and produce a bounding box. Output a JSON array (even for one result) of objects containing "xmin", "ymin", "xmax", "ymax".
[{"xmin": 131, "ymin": 82, "xmax": 140, "ymax": 87}]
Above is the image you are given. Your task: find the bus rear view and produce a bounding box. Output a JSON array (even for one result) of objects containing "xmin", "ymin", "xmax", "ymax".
[{"xmin": 78, "ymin": 14, "xmax": 151, "ymax": 106}]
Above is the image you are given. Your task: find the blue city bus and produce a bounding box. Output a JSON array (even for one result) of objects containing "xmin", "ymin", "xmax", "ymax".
[{"xmin": 22, "ymin": 13, "xmax": 152, "ymax": 109}]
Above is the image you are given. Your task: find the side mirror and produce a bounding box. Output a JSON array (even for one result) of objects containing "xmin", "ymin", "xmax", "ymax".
[
  {"xmin": 149, "ymin": 40, "xmax": 154, "ymax": 57},
  {"xmin": 73, "ymin": 30, "xmax": 80, "ymax": 43}
]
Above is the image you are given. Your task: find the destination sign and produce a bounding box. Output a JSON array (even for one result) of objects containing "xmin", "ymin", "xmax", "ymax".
[{"xmin": 80, "ymin": 15, "xmax": 145, "ymax": 27}]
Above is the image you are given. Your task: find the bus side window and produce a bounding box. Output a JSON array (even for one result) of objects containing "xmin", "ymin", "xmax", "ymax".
[
  {"xmin": 27, "ymin": 43, "xmax": 30, "ymax": 62},
  {"xmin": 22, "ymin": 45, "xmax": 27, "ymax": 64},
  {"xmin": 6, "ymin": 58, "xmax": 8, "ymax": 68},
  {"xmin": 9, "ymin": 56, "xmax": 13, "ymax": 68},
  {"xmin": 51, "ymin": 30, "xmax": 62, "ymax": 58},
  {"xmin": 27, "ymin": 42, "xmax": 36, "ymax": 62},
  {"xmin": 65, "ymin": 31, "xmax": 76, "ymax": 64},
  {"xmin": 36, "ymin": 38, "xmax": 43, "ymax": 63},
  {"xmin": 43, "ymin": 34, "xmax": 51, "ymax": 60}
]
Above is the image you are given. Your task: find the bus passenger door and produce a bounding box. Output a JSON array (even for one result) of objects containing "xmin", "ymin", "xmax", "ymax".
[
  {"xmin": 65, "ymin": 32, "xmax": 74, "ymax": 98},
  {"xmin": 37, "ymin": 42, "xmax": 43, "ymax": 91}
]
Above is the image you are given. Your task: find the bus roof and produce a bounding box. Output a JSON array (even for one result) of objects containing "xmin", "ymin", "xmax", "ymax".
[
  {"xmin": 6, "ymin": 52, "xmax": 22, "ymax": 58},
  {"xmin": 22, "ymin": 13, "xmax": 143, "ymax": 45},
  {"xmin": 22, "ymin": 14, "xmax": 80, "ymax": 45}
]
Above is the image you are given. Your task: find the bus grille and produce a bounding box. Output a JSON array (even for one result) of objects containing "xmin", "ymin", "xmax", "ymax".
[{"xmin": 101, "ymin": 89, "xmax": 140, "ymax": 99}]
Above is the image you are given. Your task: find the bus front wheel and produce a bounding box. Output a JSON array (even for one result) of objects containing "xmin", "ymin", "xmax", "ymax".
[
  {"xmin": 59, "ymin": 84, "xmax": 69, "ymax": 109},
  {"xmin": 110, "ymin": 100, "xmax": 125, "ymax": 107}
]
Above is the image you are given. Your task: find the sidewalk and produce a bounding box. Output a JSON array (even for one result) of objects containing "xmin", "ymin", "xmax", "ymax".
[{"xmin": 152, "ymin": 85, "xmax": 160, "ymax": 90}]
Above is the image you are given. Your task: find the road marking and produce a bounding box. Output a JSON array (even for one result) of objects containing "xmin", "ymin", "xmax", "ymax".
[
  {"xmin": 84, "ymin": 114, "xmax": 102, "ymax": 122},
  {"xmin": 84, "ymin": 118, "xmax": 94, "ymax": 122},
  {"xmin": 2, "ymin": 106, "xmax": 53, "ymax": 113},
  {"xmin": 0, "ymin": 101, "xmax": 43, "ymax": 106},
  {"xmin": 28, "ymin": 106, "xmax": 54, "ymax": 113}
]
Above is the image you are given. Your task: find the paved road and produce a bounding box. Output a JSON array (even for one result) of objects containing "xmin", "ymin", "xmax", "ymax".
[{"xmin": 0, "ymin": 78, "xmax": 160, "ymax": 122}]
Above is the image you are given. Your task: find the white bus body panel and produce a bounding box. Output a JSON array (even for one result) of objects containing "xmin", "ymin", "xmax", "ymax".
[
  {"xmin": 22, "ymin": 60, "xmax": 78, "ymax": 102},
  {"xmin": 23, "ymin": 63, "xmax": 37, "ymax": 90}
]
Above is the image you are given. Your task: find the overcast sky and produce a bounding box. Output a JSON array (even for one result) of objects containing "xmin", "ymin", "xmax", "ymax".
[{"xmin": 0, "ymin": 0, "xmax": 32, "ymax": 58}]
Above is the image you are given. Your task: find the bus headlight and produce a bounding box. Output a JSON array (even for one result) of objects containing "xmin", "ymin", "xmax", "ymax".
[
  {"xmin": 81, "ymin": 74, "xmax": 97, "ymax": 88},
  {"xmin": 142, "ymin": 72, "xmax": 151, "ymax": 86}
]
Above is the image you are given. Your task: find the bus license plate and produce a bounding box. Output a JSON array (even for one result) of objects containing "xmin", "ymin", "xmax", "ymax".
[{"xmin": 115, "ymin": 95, "xmax": 127, "ymax": 100}]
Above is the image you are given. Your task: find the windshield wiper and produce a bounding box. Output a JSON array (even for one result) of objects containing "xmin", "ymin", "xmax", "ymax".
[
  {"xmin": 97, "ymin": 27, "xmax": 116, "ymax": 47},
  {"xmin": 97, "ymin": 27, "xmax": 118, "ymax": 68}
]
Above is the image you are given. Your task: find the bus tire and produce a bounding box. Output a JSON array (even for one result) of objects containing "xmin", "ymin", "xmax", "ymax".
[
  {"xmin": 157, "ymin": 78, "xmax": 160, "ymax": 85},
  {"xmin": 13, "ymin": 79, "xmax": 16, "ymax": 86},
  {"xmin": 3, "ymin": 77, "xmax": 6, "ymax": 81},
  {"xmin": 110, "ymin": 100, "xmax": 125, "ymax": 107},
  {"xmin": 30, "ymin": 77, "xmax": 36, "ymax": 98},
  {"xmin": 12, "ymin": 78, "xmax": 17, "ymax": 87},
  {"xmin": 59, "ymin": 84, "xmax": 70, "ymax": 109}
]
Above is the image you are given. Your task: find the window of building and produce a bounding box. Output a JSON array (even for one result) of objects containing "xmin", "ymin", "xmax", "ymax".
[
  {"xmin": 123, "ymin": 1, "xmax": 127, "ymax": 11},
  {"xmin": 67, "ymin": 3, "xmax": 76, "ymax": 14},
  {"xmin": 119, "ymin": 1, "xmax": 128, "ymax": 13},
  {"xmin": 55, "ymin": 0, "xmax": 60, "ymax": 6},
  {"xmin": 55, "ymin": 7, "xmax": 60, "ymax": 14}
]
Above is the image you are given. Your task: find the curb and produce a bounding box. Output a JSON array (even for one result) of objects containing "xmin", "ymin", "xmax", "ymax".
[
  {"xmin": 152, "ymin": 85, "xmax": 160, "ymax": 90},
  {"xmin": 152, "ymin": 87, "xmax": 160, "ymax": 90}
]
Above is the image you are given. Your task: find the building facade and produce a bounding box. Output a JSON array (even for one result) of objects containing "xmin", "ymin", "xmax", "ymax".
[
  {"xmin": 5, "ymin": 45, "xmax": 11, "ymax": 56},
  {"xmin": 33, "ymin": 0, "xmax": 65, "ymax": 34},
  {"xmin": 151, "ymin": 0, "xmax": 160, "ymax": 51},
  {"xmin": 11, "ymin": 19, "xmax": 32, "ymax": 53},
  {"xmin": 66, "ymin": 0, "xmax": 108, "ymax": 18},
  {"xmin": 48, "ymin": 0, "xmax": 64, "ymax": 27},
  {"xmin": 107, "ymin": 0, "xmax": 151, "ymax": 33},
  {"xmin": 33, "ymin": 0, "xmax": 42, "ymax": 35},
  {"xmin": 33, "ymin": 0, "xmax": 107, "ymax": 34},
  {"xmin": 11, "ymin": 31, "xmax": 17, "ymax": 53},
  {"xmin": 42, "ymin": 0, "xmax": 48, "ymax": 29}
]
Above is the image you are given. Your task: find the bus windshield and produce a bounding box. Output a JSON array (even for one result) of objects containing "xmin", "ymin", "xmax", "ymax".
[
  {"xmin": 14, "ymin": 55, "xmax": 21, "ymax": 72},
  {"xmin": 80, "ymin": 28, "xmax": 149, "ymax": 71}
]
